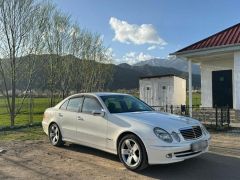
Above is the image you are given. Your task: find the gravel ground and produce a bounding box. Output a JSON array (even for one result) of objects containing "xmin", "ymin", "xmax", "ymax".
[{"xmin": 0, "ymin": 133, "xmax": 239, "ymax": 180}]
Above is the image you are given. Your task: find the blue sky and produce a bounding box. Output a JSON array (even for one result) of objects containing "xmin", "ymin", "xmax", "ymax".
[{"xmin": 54, "ymin": 0, "xmax": 240, "ymax": 64}]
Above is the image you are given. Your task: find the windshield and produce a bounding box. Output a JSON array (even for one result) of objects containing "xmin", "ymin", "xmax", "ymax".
[{"xmin": 100, "ymin": 95, "xmax": 153, "ymax": 113}]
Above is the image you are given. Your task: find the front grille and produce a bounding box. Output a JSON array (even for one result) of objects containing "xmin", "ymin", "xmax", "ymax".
[{"xmin": 180, "ymin": 126, "xmax": 202, "ymax": 140}]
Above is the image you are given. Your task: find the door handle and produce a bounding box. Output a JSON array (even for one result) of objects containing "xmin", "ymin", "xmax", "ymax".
[
  {"xmin": 77, "ymin": 116, "xmax": 84, "ymax": 121},
  {"xmin": 58, "ymin": 113, "xmax": 63, "ymax": 117}
]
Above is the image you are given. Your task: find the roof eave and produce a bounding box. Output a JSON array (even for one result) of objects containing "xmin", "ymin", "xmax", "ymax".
[
  {"xmin": 170, "ymin": 44, "xmax": 240, "ymax": 58},
  {"xmin": 139, "ymin": 74, "xmax": 186, "ymax": 80}
]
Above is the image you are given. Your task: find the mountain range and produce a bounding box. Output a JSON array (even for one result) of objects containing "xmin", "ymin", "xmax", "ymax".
[
  {"xmin": 110, "ymin": 62, "xmax": 200, "ymax": 90},
  {"xmin": 134, "ymin": 57, "xmax": 200, "ymax": 74},
  {"xmin": 4, "ymin": 54, "xmax": 201, "ymax": 91}
]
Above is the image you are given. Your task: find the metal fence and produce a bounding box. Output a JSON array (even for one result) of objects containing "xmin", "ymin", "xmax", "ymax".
[
  {"xmin": 151, "ymin": 105, "xmax": 238, "ymax": 131},
  {"xmin": 0, "ymin": 97, "xmax": 53, "ymax": 129}
]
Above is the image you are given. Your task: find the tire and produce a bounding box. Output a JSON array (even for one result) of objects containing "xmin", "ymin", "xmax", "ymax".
[
  {"xmin": 118, "ymin": 134, "xmax": 148, "ymax": 171},
  {"xmin": 48, "ymin": 123, "xmax": 64, "ymax": 147}
]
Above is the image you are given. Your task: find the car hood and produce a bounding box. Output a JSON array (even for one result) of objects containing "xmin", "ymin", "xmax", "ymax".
[{"xmin": 112, "ymin": 111, "xmax": 200, "ymax": 132}]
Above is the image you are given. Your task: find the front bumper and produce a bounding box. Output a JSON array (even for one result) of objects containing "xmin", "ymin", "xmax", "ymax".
[
  {"xmin": 42, "ymin": 121, "xmax": 49, "ymax": 135},
  {"xmin": 146, "ymin": 137, "xmax": 211, "ymax": 165}
]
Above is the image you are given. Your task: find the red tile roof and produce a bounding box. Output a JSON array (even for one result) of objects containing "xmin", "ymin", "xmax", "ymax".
[{"xmin": 175, "ymin": 23, "xmax": 240, "ymax": 54}]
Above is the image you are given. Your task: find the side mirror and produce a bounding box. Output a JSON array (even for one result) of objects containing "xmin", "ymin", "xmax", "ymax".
[{"xmin": 91, "ymin": 109, "xmax": 105, "ymax": 117}]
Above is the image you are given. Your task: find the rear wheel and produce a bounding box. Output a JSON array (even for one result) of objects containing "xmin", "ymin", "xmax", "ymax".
[
  {"xmin": 118, "ymin": 134, "xmax": 148, "ymax": 171},
  {"xmin": 49, "ymin": 123, "xmax": 64, "ymax": 147}
]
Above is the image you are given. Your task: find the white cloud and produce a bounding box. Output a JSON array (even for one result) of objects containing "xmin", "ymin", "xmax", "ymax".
[
  {"xmin": 109, "ymin": 17, "xmax": 167, "ymax": 46},
  {"xmin": 105, "ymin": 47, "xmax": 116, "ymax": 58},
  {"xmin": 167, "ymin": 55, "xmax": 176, "ymax": 60},
  {"xmin": 117, "ymin": 52, "xmax": 155, "ymax": 65},
  {"xmin": 99, "ymin": 34, "xmax": 104, "ymax": 42},
  {"xmin": 107, "ymin": 48, "xmax": 116, "ymax": 57},
  {"xmin": 147, "ymin": 45, "xmax": 157, "ymax": 50},
  {"xmin": 107, "ymin": 47, "xmax": 113, "ymax": 53},
  {"xmin": 147, "ymin": 45, "xmax": 165, "ymax": 51}
]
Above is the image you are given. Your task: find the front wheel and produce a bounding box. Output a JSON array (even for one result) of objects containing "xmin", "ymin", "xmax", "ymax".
[
  {"xmin": 48, "ymin": 123, "xmax": 64, "ymax": 147},
  {"xmin": 118, "ymin": 134, "xmax": 148, "ymax": 171}
]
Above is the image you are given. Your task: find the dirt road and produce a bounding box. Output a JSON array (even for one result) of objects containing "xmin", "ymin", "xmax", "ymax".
[{"xmin": 0, "ymin": 134, "xmax": 240, "ymax": 180}]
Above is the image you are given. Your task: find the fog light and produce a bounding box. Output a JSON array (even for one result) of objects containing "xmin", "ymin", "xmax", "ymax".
[{"xmin": 166, "ymin": 153, "xmax": 172, "ymax": 158}]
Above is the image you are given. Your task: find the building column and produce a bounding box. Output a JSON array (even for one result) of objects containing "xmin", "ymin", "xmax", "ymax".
[
  {"xmin": 188, "ymin": 59, "xmax": 193, "ymax": 117},
  {"xmin": 234, "ymin": 51, "xmax": 240, "ymax": 110}
]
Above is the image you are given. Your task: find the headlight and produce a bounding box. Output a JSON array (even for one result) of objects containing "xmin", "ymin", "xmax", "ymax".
[
  {"xmin": 201, "ymin": 124, "xmax": 209, "ymax": 135},
  {"xmin": 171, "ymin": 131, "xmax": 181, "ymax": 142},
  {"xmin": 153, "ymin": 127, "xmax": 173, "ymax": 143}
]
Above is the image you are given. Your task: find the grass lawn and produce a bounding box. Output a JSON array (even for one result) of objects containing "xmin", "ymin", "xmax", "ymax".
[
  {"xmin": 0, "ymin": 92, "xmax": 201, "ymax": 128},
  {"xmin": 187, "ymin": 92, "xmax": 201, "ymax": 106},
  {"xmin": 0, "ymin": 97, "xmax": 60, "ymax": 127},
  {"xmin": 0, "ymin": 126, "xmax": 45, "ymax": 141}
]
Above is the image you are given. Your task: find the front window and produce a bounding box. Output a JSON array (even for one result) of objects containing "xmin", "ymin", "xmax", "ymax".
[{"xmin": 100, "ymin": 95, "xmax": 153, "ymax": 113}]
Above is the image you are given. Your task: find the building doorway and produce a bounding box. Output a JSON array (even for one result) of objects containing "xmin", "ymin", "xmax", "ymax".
[{"xmin": 212, "ymin": 70, "xmax": 233, "ymax": 108}]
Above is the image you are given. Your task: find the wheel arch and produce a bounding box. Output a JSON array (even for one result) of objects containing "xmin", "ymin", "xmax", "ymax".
[
  {"xmin": 116, "ymin": 130, "xmax": 149, "ymax": 168},
  {"xmin": 48, "ymin": 121, "xmax": 60, "ymax": 133},
  {"xmin": 116, "ymin": 131, "xmax": 148, "ymax": 155}
]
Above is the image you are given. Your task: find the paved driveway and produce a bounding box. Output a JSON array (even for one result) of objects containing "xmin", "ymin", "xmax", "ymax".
[{"xmin": 140, "ymin": 152, "xmax": 240, "ymax": 180}]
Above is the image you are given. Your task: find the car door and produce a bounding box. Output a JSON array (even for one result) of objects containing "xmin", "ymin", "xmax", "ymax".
[
  {"xmin": 76, "ymin": 96, "xmax": 107, "ymax": 149},
  {"xmin": 59, "ymin": 97, "xmax": 83, "ymax": 140}
]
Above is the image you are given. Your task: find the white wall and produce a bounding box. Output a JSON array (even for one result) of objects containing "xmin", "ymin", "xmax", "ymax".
[
  {"xmin": 139, "ymin": 76, "xmax": 186, "ymax": 106},
  {"xmin": 173, "ymin": 76, "xmax": 186, "ymax": 105},
  {"xmin": 139, "ymin": 79, "xmax": 153, "ymax": 105},
  {"xmin": 234, "ymin": 51, "xmax": 240, "ymax": 110},
  {"xmin": 200, "ymin": 58, "xmax": 233, "ymax": 107}
]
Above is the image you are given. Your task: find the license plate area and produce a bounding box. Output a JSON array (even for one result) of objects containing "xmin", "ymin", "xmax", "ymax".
[{"xmin": 191, "ymin": 140, "xmax": 208, "ymax": 152}]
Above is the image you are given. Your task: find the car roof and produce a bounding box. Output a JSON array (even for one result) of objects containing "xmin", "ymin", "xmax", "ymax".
[
  {"xmin": 55, "ymin": 92, "xmax": 131, "ymax": 109},
  {"xmin": 69, "ymin": 92, "xmax": 130, "ymax": 98},
  {"xmin": 93, "ymin": 92, "xmax": 129, "ymax": 96}
]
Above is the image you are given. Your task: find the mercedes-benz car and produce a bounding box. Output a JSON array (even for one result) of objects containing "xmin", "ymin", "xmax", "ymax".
[{"xmin": 42, "ymin": 93, "xmax": 211, "ymax": 171}]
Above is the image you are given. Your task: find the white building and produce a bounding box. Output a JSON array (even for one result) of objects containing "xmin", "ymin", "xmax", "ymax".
[
  {"xmin": 172, "ymin": 23, "xmax": 240, "ymax": 117},
  {"xmin": 139, "ymin": 75, "xmax": 186, "ymax": 106}
]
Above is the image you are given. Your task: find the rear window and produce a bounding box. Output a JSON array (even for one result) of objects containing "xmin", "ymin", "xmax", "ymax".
[
  {"xmin": 60, "ymin": 100, "xmax": 69, "ymax": 110},
  {"xmin": 66, "ymin": 97, "xmax": 83, "ymax": 112}
]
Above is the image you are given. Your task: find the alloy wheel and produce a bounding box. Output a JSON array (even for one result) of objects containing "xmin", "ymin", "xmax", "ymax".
[
  {"xmin": 120, "ymin": 139, "xmax": 141, "ymax": 168},
  {"xmin": 49, "ymin": 124, "xmax": 59, "ymax": 145}
]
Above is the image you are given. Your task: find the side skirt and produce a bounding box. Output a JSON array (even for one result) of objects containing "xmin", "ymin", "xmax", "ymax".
[{"xmin": 62, "ymin": 138, "xmax": 118, "ymax": 155}]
